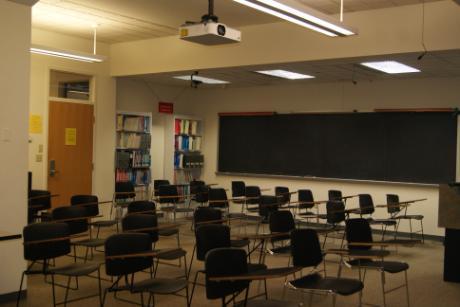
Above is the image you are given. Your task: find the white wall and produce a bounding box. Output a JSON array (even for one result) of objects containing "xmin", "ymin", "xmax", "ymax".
[
  {"xmin": 117, "ymin": 76, "xmax": 460, "ymax": 236},
  {"xmin": 0, "ymin": 0, "xmax": 30, "ymax": 295},
  {"xmin": 29, "ymin": 28, "xmax": 116, "ymax": 203}
]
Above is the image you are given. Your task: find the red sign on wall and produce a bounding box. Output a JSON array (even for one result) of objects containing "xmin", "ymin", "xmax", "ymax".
[{"xmin": 158, "ymin": 102, "xmax": 174, "ymax": 114}]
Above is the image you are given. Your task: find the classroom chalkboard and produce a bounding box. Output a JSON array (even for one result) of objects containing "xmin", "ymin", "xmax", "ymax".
[{"xmin": 218, "ymin": 112, "xmax": 457, "ymax": 184}]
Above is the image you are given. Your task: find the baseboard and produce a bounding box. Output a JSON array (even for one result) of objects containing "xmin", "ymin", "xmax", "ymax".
[{"xmin": 0, "ymin": 289, "xmax": 26, "ymax": 303}]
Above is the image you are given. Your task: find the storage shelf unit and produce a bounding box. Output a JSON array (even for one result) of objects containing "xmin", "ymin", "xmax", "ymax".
[
  {"xmin": 164, "ymin": 115, "xmax": 204, "ymax": 187},
  {"xmin": 115, "ymin": 112, "xmax": 152, "ymax": 198}
]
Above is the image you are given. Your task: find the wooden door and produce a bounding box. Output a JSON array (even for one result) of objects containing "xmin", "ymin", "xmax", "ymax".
[{"xmin": 48, "ymin": 101, "xmax": 94, "ymax": 207}]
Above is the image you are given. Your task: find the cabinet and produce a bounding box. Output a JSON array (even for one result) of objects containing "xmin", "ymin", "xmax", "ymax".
[{"xmin": 115, "ymin": 112, "xmax": 152, "ymax": 198}]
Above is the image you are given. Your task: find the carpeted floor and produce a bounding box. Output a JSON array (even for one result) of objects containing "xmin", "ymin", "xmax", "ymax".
[{"xmin": 9, "ymin": 218, "xmax": 460, "ymax": 307}]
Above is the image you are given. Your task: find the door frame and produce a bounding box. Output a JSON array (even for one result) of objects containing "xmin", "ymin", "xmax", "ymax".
[{"xmin": 42, "ymin": 66, "xmax": 97, "ymax": 194}]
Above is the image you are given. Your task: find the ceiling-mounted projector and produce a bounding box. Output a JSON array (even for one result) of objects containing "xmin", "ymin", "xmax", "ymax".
[{"xmin": 179, "ymin": 0, "xmax": 241, "ymax": 45}]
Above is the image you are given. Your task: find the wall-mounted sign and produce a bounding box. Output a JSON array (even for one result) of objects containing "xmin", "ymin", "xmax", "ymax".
[
  {"xmin": 159, "ymin": 102, "xmax": 174, "ymax": 114},
  {"xmin": 29, "ymin": 115, "xmax": 43, "ymax": 134},
  {"xmin": 65, "ymin": 128, "xmax": 77, "ymax": 146}
]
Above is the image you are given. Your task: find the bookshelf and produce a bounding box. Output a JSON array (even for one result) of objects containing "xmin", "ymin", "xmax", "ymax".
[
  {"xmin": 115, "ymin": 112, "xmax": 152, "ymax": 198},
  {"xmin": 164, "ymin": 115, "xmax": 204, "ymax": 187}
]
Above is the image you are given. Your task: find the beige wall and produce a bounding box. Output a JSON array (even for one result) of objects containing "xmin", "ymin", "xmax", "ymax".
[
  {"xmin": 0, "ymin": 0, "xmax": 30, "ymax": 295},
  {"xmin": 110, "ymin": 1, "xmax": 460, "ymax": 76},
  {"xmin": 117, "ymin": 76, "xmax": 460, "ymax": 236},
  {"xmin": 29, "ymin": 29, "xmax": 116, "ymax": 204}
]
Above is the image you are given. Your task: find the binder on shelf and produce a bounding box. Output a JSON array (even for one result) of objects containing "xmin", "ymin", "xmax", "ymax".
[{"xmin": 190, "ymin": 121, "xmax": 198, "ymax": 135}]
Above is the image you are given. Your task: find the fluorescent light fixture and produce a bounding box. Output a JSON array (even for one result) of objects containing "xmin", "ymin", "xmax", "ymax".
[
  {"xmin": 256, "ymin": 69, "xmax": 315, "ymax": 79},
  {"xmin": 174, "ymin": 75, "xmax": 230, "ymax": 84},
  {"xmin": 30, "ymin": 45, "xmax": 106, "ymax": 63},
  {"xmin": 233, "ymin": 0, "xmax": 356, "ymax": 37},
  {"xmin": 360, "ymin": 61, "xmax": 421, "ymax": 74}
]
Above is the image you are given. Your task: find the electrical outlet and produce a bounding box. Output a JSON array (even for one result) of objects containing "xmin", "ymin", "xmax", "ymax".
[
  {"xmin": 36, "ymin": 154, "xmax": 43, "ymax": 162},
  {"xmin": 38, "ymin": 144, "xmax": 43, "ymax": 153}
]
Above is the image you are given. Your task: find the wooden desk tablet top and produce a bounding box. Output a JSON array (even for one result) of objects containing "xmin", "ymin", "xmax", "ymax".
[
  {"xmin": 0, "ymin": 230, "xmax": 22, "ymax": 241},
  {"xmin": 208, "ymin": 266, "xmax": 302, "ymax": 281}
]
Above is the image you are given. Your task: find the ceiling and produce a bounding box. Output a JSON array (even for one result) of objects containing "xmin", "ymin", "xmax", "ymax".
[
  {"xmin": 126, "ymin": 50, "xmax": 460, "ymax": 88},
  {"xmin": 32, "ymin": 0, "xmax": 442, "ymax": 44}
]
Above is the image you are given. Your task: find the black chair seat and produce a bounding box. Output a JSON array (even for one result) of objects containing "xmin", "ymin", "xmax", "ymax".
[
  {"xmin": 392, "ymin": 215, "xmax": 424, "ymax": 220},
  {"xmin": 227, "ymin": 213, "xmax": 247, "ymax": 219},
  {"xmin": 267, "ymin": 245, "xmax": 291, "ymax": 255},
  {"xmin": 115, "ymin": 202, "xmax": 130, "ymax": 208},
  {"xmin": 289, "ymin": 273, "xmax": 363, "ymax": 296},
  {"xmin": 230, "ymin": 239, "xmax": 250, "ymax": 248},
  {"xmin": 298, "ymin": 211, "xmax": 316, "ymax": 216},
  {"xmin": 131, "ymin": 278, "xmax": 188, "ymax": 294},
  {"xmin": 175, "ymin": 208, "xmax": 194, "ymax": 213},
  {"xmin": 161, "ymin": 206, "xmax": 176, "ymax": 212},
  {"xmin": 90, "ymin": 220, "xmax": 117, "ymax": 227},
  {"xmin": 348, "ymin": 259, "xmax": 409, "ymax": 273},
  {"xmin": 155, "ymin": 248, "xmax": 186, "ymax": 260},
  {"xmin": 247, "ymin": 299, "xmax": 299, "ymax": 307},
  {"xmin": 247, "ymin": 263, "xmax": 268, "ymax": 273},
  {"xmin": 246, "ymin": 207, "xmax": 259, "ymax": 212},
  {"xmin": 317, "ymin": 214, "xmax": 327, "ymax": 219},
  {"xmin": 73, "ymin": 238, "xmax": 105, "ymax": 248},
  {"xmin": 49, "ymin": 263, "xmax": 100, "ymax": 277},
  {"xmin": 232, "ymin": 199, "xmax": 245, "ymax": 204},
  {"xmin": 369, "ymin": 219, "xmax": 397, "ymax": 226},
  {"xmin": 158, "ymin": 228, "xmax": 179, "ymax": 236}
]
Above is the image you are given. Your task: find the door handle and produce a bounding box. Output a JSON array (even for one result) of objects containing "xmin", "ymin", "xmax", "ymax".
[{"xmin": 49, "ymin": 160, "xmax": 59, "ymax": 177}]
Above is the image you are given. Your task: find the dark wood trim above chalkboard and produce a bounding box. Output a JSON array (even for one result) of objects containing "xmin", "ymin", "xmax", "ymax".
[{"xmin": 215, "ymin": 172, "xmax": 439, "ymax": 187}]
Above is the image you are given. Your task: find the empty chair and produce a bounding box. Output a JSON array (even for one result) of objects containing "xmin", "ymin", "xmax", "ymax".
[
  {"xmin": 208, "ymin": 188, "xmax": 231, "ymax": 214},
  {"xmin": 245, "ymin": 185, "xmax": 261, "ymax": 213},
  {"xmin": 71, "ymin": 194, "xmax": 118, "ymax": 237},
  {"xmin": 17, "ymin": 222, "xmax": 102, "ymax": 307},
  {"xmin": 296, "ymin": 189, "xmax": 323, "ymax": 219},
  {"xmin": 358, "ymin": 194, "xmax": 397, "ymax": 235},
  {"xmin": 344, "ymin": 218, "xmax": 410, "ymax": 307},
  {"xmin": 153, "ymin": 179, "xmax": 170, "ymax": 198},
  {"xmin": 321, "ymin": 201, "xmax": 346, "ymax": 248},
  {"xmin": 104, "ymin": 233, "xmax": 189, "ymax": 306},
  {"xmin": 189, "ymin": 224, "xmax": 266, "ymax": 305},
  {"xmin": 52, "ymin": 206, "xmax": 105, "ymax": 261},
  {"xmin": 386, "ymin": 194, "xmax": 424, "ymax": 242},
  {"xmin": 267, "ymin": 210, "xmax": 295, "ymax": 256},
  {"xmin": 286, "ymin": 228, "xmax": 363, "ymax": 306},
  {"xmin": 28, "ymin": 189, "xmax": 52, "ymax": 223},
  {"xmin": 158, "ymin": 184, "xmax": 193, "ymax": 221},
  {"xmin": 258, "ymin": 195, "xmax": 279, "ymax": 223},
  {"xmin": 121, "ymin": 214, "xmax": 186, "ymax": 277},
  {"xmin": 275, "ymin": 186, "xmax": 295, "ymax": 209}
]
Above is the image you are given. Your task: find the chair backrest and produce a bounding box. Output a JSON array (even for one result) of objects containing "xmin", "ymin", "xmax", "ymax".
[
  {"xmin": 195, "ymin": 224, "xmax": 231, "ymax": 261},
  {"xmin": 205, "ymin": 248, "xmax": 249, "ymax": 300},
  {"xmin": 115, "ymin": 181, "xmax": 136, "ymax": 200},
  {"xmin": 298, "ymin": 189, "xmax": 314, "ymax": 210},
  {"xmin": 71, "ymin": 194, "xmax": 99, "ymax": 217},
  {"xmin": 275, "ymin": 186, "xmax": 290, "ymax": 205},
  {"xmin": 190, "ymin": 180, "xmax": 205, "ymax": 194},
  {"xmin": 259, "ymin": 195, "xmax": 279, "ymax": 220},
  {"xmin": 245, "ymin": 186, "xmax": 261, "ymax": 205},
  {"xmin": 328, "ymin": 190, "xmax": 342, "ymax": 201},
  {"xmin": 29, "ymin": 189, "xmax": 52, "ymax": 210},
  {"xmin": 386, "ymin": 194, "xmax": 400, "ymax": 214},
  {"xmin": 194, "ymin": 207, "xmax": 223, "ymax": 226},
  {"xmin": 231, "ymin": 181, "xmax": 245, "ymax": 198},
  {"xmin": 269, "ymin": 210, "xmax": 295, "ymax": 242},
  {"xmin": 128, "ymin": 200, "xmax": 156, "ymax": 215},
  {"xmin": 290, "ymin": 229, "xmax": 323, "ymax": 268},
  {"xmin": 345, "ymin": 218, "xmax": 373, "ymax": 251},
  {"xmin": 194, "ymin": 184, "xmax": 209, "ymax": 204},
  {"xmin": 326, "ymin": 201, "xmax": 345, "ymax": 225},
  {"xmin": 208, "ymin": 188, "xmax": 228, "ymax": 209},
  {"xmin": 105, "ymin": 233, "xmax": 153, "ymax": 276},
  {"xmin": 153, "ymin": 179, "xmax": 170, "ymax": 197},
  {"xmin": 122, "ymin": 213, "xmax": 159, "ymax": 243},
  {"xmin": 358, "ymin": 194, "xmax": 375, "ymax": 215},
  {"xmin": 158, "ymin": 185, "xmax": 179, "ymax": 204},
  {"xmin": 23, "ymin": 222, "xmax": 70, "ymax": 261},
  {"xmin": 52, "ymin": 206, "xmax": 89, "ymax": 235}
]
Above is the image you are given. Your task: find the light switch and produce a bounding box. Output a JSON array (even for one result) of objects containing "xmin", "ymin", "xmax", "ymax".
[
  {"xmin": 36, "ymin": 154, "xmax": 43, "ymax": 162},
  {"xmin": 38, "ymin": 144, "xmax": 43, "ymax": 153}
]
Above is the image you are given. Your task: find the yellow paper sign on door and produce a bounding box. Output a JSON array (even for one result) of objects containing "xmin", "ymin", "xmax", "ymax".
[
  {"xmin": 65, "ymin": 128, "xmax": 77, "ymax": 146},
  {"xmin": 29, "ymin": 115, "xmax": 42, "ymax": 134}
]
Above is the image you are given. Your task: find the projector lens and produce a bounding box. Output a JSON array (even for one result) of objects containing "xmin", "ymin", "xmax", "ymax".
[{"xmin": 217, "ymin": 25, "xmax": 226, "ymax": 36}]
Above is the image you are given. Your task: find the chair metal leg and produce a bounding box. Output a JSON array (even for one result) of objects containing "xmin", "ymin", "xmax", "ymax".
[
  {"xmin": 405, "ymin": 270, "xmax": 410, "ymax": 307},
  {"xmin": 409, "ymin": 219, "xmax": 413, "ymax": 240},
  {"xmin": 51, "ymin": 274, "xmax": 57, "ymax": 307},
  {"xmin": 16, "ymin": 271, "xmax": 26, "ymax": 307},
  {"xmin": 187, "ymin": 245, "xmax": 196, "ymax": 279},
  {"xmin": 189, "ymin": 270, "xmax": 201, "ymax": 305},
  {"xmin": 420, "ymin": 220, "xmax": 425, "ymax": 243},
  {"xmin": 381, "ymin": 271, "xmax": 386, "ymax": 307},
  {"xmin": 97, "ymin": 269, "xmax": 102, "ymax": 306},
  {"xmin": 64, "ymin": 276, "xmax": 71, "ymax": 307}
]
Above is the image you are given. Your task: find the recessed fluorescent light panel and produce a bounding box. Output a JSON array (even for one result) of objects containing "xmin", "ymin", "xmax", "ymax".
[
  {"xmin": 256, "ymin": 69, "xmax": 315, "ymax": 80},
  {"xmin": 360, "ymin": 61, "xmax": 421, "ymax": 74},
  {"xmin": 233, "ymin": 0, "xmax": 356, "ymax": 37},
  {"xmin": 30, "ymin": 45, "xmax": 105, "ymax": 63},
  {"xmin": 173, "ymin": 75, "xmax": 230, "ymax": 84}
]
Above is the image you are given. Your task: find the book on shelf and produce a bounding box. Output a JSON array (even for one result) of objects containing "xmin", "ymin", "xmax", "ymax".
[
  {"xmin": 175, "ymin": 118, "xmax": 199, "ymax": 136},
  {"xmin": 175, "ymin": 135, "xmax": 202, "ymax": 151},
  {"xmin": 116, "ymin": 150, "xmax": 151, "ymax": 168},
  {"xmin": 115, "ymin": 169, "xmax": 151, "ymax": 185},
  {"xmin": 117, "ymin": 133, "xmax": 151, "ymax": 149},
  {"xmin": 174, "ymin": 152, "xmax": 204, "ymax": 169},
  {"xmin": 122, "ymin": 116, "xmax": 149, "ymax": 132}
]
